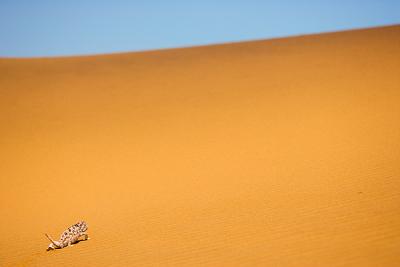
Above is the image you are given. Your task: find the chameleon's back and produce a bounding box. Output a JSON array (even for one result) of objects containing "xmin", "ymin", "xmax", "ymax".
[
  {"xmin": 58, "ymin": 221, "xmax": 88, "ymax": 246},
  {"xmin": 76, "ymin": 221, "xmax": 88, "ymax": 232}
]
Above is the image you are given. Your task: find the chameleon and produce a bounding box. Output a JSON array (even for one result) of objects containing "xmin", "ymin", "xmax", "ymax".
[{"xmin": 45, "ymin": 221, "xmax": 89, "ymax": 250}]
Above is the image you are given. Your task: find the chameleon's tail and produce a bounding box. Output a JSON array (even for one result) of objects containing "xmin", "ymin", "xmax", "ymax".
[{"xmin": 45, "ymin": 233, "xmax": 60, "ymax": 248}]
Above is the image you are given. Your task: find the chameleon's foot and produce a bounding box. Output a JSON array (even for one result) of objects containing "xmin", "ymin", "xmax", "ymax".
[{"xmin": 80, "ymin": 233, "xmax": 89, "ymax": 240}]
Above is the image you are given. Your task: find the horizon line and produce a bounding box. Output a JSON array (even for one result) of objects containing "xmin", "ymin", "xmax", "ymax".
[{"xmin": 1, "ymin": 23, "xmax": 398, "ymax": 60}]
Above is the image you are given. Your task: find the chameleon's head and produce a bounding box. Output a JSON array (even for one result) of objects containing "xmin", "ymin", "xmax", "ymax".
[{"xmin": 78, "ymin": 221, "xmax": 88, "ymax": 232}]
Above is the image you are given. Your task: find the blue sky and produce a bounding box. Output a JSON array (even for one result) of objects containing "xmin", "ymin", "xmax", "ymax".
[{"xmin": 1, "ymin": 0, "xmax": 399, "ymax": 57}]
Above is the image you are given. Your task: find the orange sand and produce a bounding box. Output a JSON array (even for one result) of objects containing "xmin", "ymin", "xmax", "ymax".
[{"xmin": 1, "ymin": 25, "xmax": 400, "ymax": 266}]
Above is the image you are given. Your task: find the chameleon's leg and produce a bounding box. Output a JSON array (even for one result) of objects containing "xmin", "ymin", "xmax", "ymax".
[
  {"xmin": 72, "ymin": 235, "xmax": 80, "ymax": 245},
  {"xmin": 85, "ymin": 233, "xmax": 89, "ymax": 240},
  {"xmin": 81, "ymin": 232, "xmax": 89, "ymax": 240}
]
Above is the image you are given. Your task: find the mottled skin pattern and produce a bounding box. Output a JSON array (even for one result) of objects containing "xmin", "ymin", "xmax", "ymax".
[{"xmin": 46, "ymin": 221, "xmax": 89, "ymax": 251}]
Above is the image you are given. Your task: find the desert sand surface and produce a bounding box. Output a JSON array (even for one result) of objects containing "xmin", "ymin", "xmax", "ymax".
[{"xmin": 1, "ymin": 25, "xmax": 400, "ymax": 266}]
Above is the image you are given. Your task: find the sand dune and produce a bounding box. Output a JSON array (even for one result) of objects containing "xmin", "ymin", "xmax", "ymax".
[{"xmin": 1, "ymin": 25, "xmax": 400, "ymax": 266}]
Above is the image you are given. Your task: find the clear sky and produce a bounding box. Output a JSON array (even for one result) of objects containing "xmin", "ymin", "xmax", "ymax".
[{"xmin": 1, "ymin": 0, "xmax": 399, "ymax": 57}]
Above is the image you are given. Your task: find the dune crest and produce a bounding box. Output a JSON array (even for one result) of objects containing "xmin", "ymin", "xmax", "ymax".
[{"xmin": 1, "ymin": 25, "xmax": 400, "ymax": 266}]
